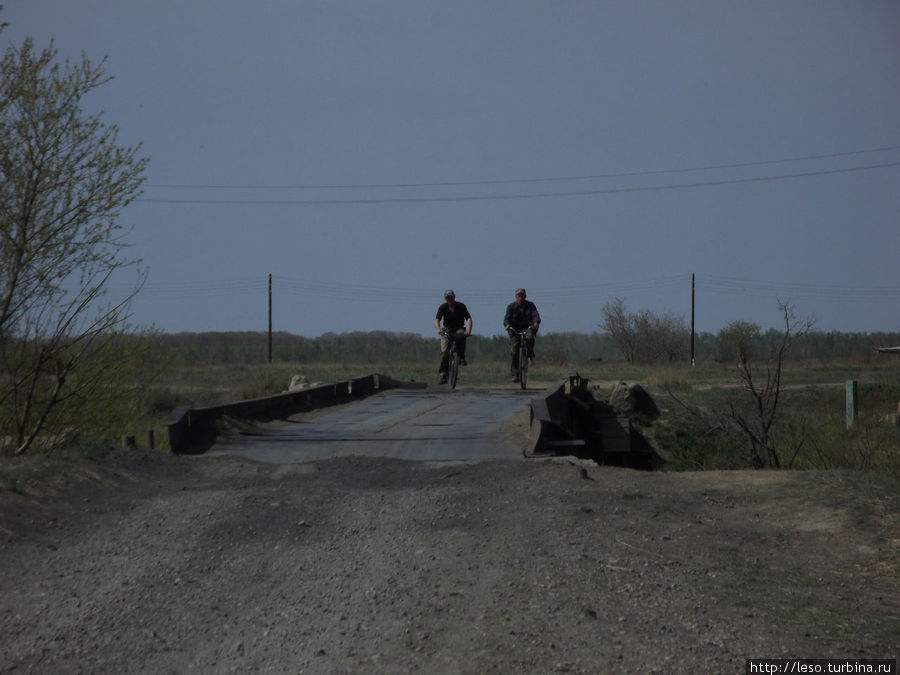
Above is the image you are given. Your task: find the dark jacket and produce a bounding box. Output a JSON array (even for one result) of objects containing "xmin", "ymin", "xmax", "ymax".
[{"xmin": 504, "ymin": 300, "xmax": 541, "ymax": 332}]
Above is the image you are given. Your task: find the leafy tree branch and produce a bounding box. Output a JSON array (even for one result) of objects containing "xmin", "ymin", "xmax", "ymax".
[{"xmin": 1, "ymin": 21, "xmax": 149, "ymax": 455}]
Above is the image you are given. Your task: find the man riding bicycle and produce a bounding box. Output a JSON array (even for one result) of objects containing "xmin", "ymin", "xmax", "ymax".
[
  {"xmin": 434, "ymin": 289, "xmax": 473, "ymax": 385},
  {"xmin": 503, "ymin": 288, "xmax": 541, "ymax": 382}
]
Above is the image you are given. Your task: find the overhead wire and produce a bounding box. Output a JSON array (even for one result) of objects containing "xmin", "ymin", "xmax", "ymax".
[
  {"xmin": 135, "ymin": 161, "xmax": 900, "ymax": 206},
  {"xmin": 145, "ymin": 144, "xmax": 900, "ymax": 191},
  {"xmin": 124, "ymin": 273, "xmax": 900, "ymax": 307},
  {"xmin": 110, "ymin": 146, "xmax": 900, "ymax": 327},
  {"xmin": 272, "ymin": 274, "xmax": 695, "ymax": 303},
  {"xmin": 698, "ymin": 274, "xmax": 900, "ymax": 303},
  {"xmin": 120, "ymin": 277, "xmax": 267, "ymax": 298}
]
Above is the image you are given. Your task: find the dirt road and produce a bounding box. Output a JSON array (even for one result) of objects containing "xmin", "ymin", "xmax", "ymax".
[{"xmin": 1, "ymin": 446, "xmax": 897, "ymax": 673}]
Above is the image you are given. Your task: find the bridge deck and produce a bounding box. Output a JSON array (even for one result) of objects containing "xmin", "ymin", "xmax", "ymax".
[{"xmin": 205, "ymin": 388, "xmax": 532, "ymax": 463}]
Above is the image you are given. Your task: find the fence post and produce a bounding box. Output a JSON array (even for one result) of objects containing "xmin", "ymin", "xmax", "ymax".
[{"xmin": 845, "ymin": 380, "xmax": 858, "ymax": 428}]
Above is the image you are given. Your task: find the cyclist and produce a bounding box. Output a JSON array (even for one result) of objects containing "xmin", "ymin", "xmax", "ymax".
[
  {"xmin": 503, "ymin": 288, "xmax": 541, "ymax": 382},
  {"xmin": 434, "ymin": 289, "xmax": 473, "ymax": 385}
]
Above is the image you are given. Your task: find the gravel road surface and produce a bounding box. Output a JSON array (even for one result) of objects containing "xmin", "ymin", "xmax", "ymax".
[{"xmin": 1, "ymin": 426, "xmax": 897, "ymax": 673}]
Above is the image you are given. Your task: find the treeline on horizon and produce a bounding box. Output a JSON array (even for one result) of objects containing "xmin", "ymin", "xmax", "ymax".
[{"xmin": 154, "ymin": 329, "xmax": 900, "ymax": 366}]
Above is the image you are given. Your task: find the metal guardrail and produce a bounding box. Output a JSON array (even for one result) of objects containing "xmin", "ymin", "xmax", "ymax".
[{"xmin": 165, "ymin": 373, "xmax": 425, "ymax": 454}]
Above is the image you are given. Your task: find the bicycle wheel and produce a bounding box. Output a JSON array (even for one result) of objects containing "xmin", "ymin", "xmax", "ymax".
[
  {"xmin": 448, "ymin": 348, "xmax": 459, "ymax": 389},
  {"xmin": 518, "ymin": 343, "xmax": 528, "ymax": 390}
]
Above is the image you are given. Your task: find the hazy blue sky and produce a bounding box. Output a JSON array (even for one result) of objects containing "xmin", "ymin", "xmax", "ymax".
[{"xmin": 4, "ymin": 1, "xmax": 899, "ymax": 337}]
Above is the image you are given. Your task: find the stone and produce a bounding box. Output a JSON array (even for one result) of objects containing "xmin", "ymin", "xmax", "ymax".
[
  {"xmin": 607, "ymin": 381, "xmax": 660, "ymax": 420},
  {"xmin": 289, "ymin": 375, "xmax": 309, "ymax": 391}
]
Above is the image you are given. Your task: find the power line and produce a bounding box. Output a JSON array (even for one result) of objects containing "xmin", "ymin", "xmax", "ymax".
[
  {"xmin": 135, "ymin": 161, "xmax": 900, "ymax": 206},
  {"xmin": 268, "ymin": 274, "xmax": 693, "ymax": 305},
  {"xmin": 125, "ymin": 277, "xmax": 267, "ymax": 298},
  {"xmin": 699, "ymin": 274, "xmax": 900, "ymax": 303},
  {"xmin": 145, "ymin": 144, "xmax": 900, "ymax": 190},
  {"xmin": 123, "ymin": 273, "xmax": 900, "ymax": 306}
]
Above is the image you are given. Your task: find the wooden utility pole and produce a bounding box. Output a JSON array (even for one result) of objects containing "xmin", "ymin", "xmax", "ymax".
[
  {"xmin": 268, "ymin": 273, "xmax": 273, "ymax": 363},
  {"xmin": 691, "ymin": 272, "xmax": 695, "ymax": 367}
]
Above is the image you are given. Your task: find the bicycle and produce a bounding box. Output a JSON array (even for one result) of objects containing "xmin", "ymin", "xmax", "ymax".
[
  {"xmin": 508, "ymin": 329, "xmax": 529, "ymax": 390},
  {"xmin": 441, "ymin": 329, "xmax": 466, "ymax": 390}
]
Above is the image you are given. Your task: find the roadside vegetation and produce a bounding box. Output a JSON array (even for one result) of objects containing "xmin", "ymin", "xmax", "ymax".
[{"xmin": 1, "ymin": 16, "xmax": 150, "ymax": 458}]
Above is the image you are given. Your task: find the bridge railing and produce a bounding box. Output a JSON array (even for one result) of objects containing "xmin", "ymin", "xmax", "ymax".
[
  {"xmin": 165, "ymin": 374, "xmax": 425, "ymax": 454},
  {"xmin": 528, "ymin": 371, "xmax": 659, "ymax": 470}
]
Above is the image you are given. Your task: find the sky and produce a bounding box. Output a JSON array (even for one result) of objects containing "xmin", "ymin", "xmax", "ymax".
[{"xmin": 3, "ymin": 1, "xmax": 899, "ymax": 338}]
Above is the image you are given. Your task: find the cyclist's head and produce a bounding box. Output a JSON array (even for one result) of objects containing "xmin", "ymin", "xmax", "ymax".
[
  {"xmin": 444, "ymin": 289, "xmax": 456, "ymax": 300},
  {"xmin": 515, "ymin": 288, "xmax": 526, "ymax": 299}
]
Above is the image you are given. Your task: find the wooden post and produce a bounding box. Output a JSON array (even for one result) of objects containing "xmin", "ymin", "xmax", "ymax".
[
  {"xmin": 846, "ymin": 380, "xmax": 858, "ymax": 428},
  {"xmin": 268, "ymin": 273, "xmax": 273, "ymax": 363},
  {"xmin": 690, "ymin": 272, "xmax": 695, "ymax": 368}
]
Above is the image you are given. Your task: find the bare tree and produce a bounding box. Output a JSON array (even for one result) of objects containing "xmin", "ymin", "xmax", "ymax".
[
  {"xmin": 721, "ymin": 302, "xmax": 815, "ymax": 468},
  {"xmin": 0, "ymin": 26, "xmax": 149, "ymax": 455},
  {"xmin": 600, "ymin": 298, "xmax": 689, "ymax": 363},
  {"xmin": 600, "ymin": 298, "xmax": 639, "ymax": 362}
]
